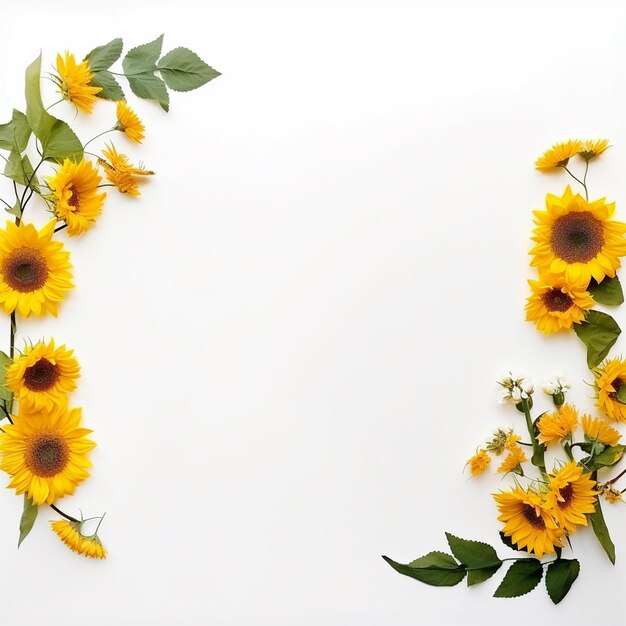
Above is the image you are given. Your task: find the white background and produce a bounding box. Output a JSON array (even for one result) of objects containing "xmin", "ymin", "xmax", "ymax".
[{"xmin": 0, "ymin": 0, "xmax": 625, "ymax": 624}]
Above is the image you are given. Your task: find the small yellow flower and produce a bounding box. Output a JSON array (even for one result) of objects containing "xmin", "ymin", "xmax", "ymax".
[
  {"xmin": 535, "ymin": 140, "xmax": 582, "ymax": 171},
  {"xmin": 467, "ymin": 449, "xmax": 491, "ymax": 476},
  {"xmin": 579, "ymin": 139, "xmax": 610, "ymax": 161},
  {"xmin": 537, "ymin": 404, "xmax": 578, "ymax": 445},
  {"xmin": 98, "ymin": 143, "xmax": 154, "ymax": 196},
  {"xmin": 53, "ymin": 52, "xmax": 102, "ymax": 114},
  {"xmin": 505, "ymin": 432, "xmax": 522, "ymax": 450},
  {"xmin": 51, "ymin": 520, "xmax": 106, "ymax": 559},
  {"xmin": 115, "ymin": 101, "xmax": 145, "ymax": 143},
  {"xmin": 497, "ymin": 445, "xmax": 527, "ymax": 474},
  {"xmin": 581, "ymin": 414, "xmax": 621, "ymax": 446},
  {"xmin": 603, "ymin": 486, "xmax": 623, "ymax": 504}
]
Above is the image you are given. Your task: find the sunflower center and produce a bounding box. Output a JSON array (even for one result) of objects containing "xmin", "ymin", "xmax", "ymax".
[
  {"xmin": 23, "ymin": 358, "xmax": 61, "ymax": 392},
  {"xmin": 521, "ymin": 504, "xmax": 546, "ymax": 529},
  {"xmin": 609, "ymin": 378, "xmax": 624, "ymax": 399},
  {"xmin": 550, "ymin": 211, "xmax": 605, "ymax": 263},
  {"xmin": 2, "ymin": 247, "xmax": 48, "ymax": 293},
  {"xmin": 25, "ymin": 433, "xmax": 68, "ymax": 477},
  {"xmin": 557, "ymin": 484, "xmax": 574, "ymax": 508},
  {"xmin": 67, "ymin": 185, "xmax": 80, "ymax": 209},
  {"xmin": 542, "ymin": 288, "xmax": 573, "ymax": 312}
]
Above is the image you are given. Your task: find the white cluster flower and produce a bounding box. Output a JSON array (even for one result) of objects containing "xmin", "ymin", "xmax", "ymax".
[
  {"xmin": 497, "ymin": 372, "xmax": 534, "ymax": 404},
  {"xmin": 542, "ymin": 374, "xmax": 571, "ymax": 396}
]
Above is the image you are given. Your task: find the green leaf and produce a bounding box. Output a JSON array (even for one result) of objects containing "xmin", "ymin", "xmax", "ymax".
[
  {"xmin": 0, "ymin": 109, "xmax": 31, "ymax": 152},
  {"xmin": 85, "ymin": 38, "xmax": 123, "ymax": 71},
  {"xmin": 122, "ymin": 34, "xmax": 164, "ymax": 75},
  {"xmin": 493, "ymin": 559, "xmax": 543, "ymax": 598},
  {"xmin": 545, "ymin": 559, "xmax": 580, "ymax": 604},
  {"xmin": 445, "ymin": 533, "xmax": 501, "ymax": 569},
  {"xmin": 582, "ymin": 444, "xmax": 625, "ymax": 471},
  {"xmin": 588, "ymin": 275, "xmax": 625, "ymax": 306},
  {"xmin": 4, "ymin": 150, "xmax": 39, "ymax": 193},
  {"xmin": 0, "ymin": 350, "xmax": 12, "ymax": 404},
  {"xmin": 18, "ymin": 495, "xmax": 38, "ymax": 548},
  {"xmin": 5, "ymin": 202, "xmax": 21, "ymax": 219},
  {"xmin": 90, "ymin": 70, "xmax": 125, "ymax": 101},
  {"xmin": 589, "ymin": 500, "xmax": 616, "ymax": 564},
  {"xmin": 573, "ymin": 310, "xmax": 621, "ymax": 369},
  {"xmin": 157, "ymin": 47, "xmax": 221, "ymax": 92},
  {"xmin": 25, "ymin": 54, "xmax": 83, "ymax": 163},
  {"xmin": 382, "ymin": 552, "xmax": 466, "ymax": 587},
  {"xmin": 467, "ymin": 564, "xmax": 502, "ymax": 586},
  {"xmin": 126, "ymin": 73, "xmax": 170, "ymax": 111},
  {"xmin": 617, "ymin": 386, "xmax": 626, "ymax": 404},
  {"xmin": 499, "ymin": 531, "xmax": 518, "ymax": 552}
]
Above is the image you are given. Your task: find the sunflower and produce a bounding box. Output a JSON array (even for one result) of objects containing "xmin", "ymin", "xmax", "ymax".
[
  {"xmin": 467, "ymin": 449, "xmax": 490, "ymax": 476},
  {"xmin": 53, "ymin": 52, "xmax": 102, "ymax": 114},
  {"xmin": 594, "ymin": 358, "xmax": 626, "ymax": 423},
  {"xmin": 535, "ymin": 140, "xmax": 582, "ymax": 171},
  {"xmin": 0, "ymin": 405, "xmax": 95, "ymax": 505},
  {"xmin": 493, "ymin": 487, "xmax": 565, "ymax": 558},
  {"xmin": 545, "ymin": 462, "xmax": 597, "ymax": 533},
  {"xmin": 525, "ymin": 273, "xmax": 594, "ymax": 333},
  {"xmin": 497, "ymin": 446, "xmax": 527, "ymax": 474},
  {"xmin": 537, "ymin": 404, "xmax": 578, "ymax": 445},
  {"xmin": 0, "ymin": 220, "xmax": 73, "ymax": 317},
  {"xmin": 98, "ymin": 143, "xmax": 154, "ymax": 196},
  {"xmin": 6, "ymin": 339, "xmax": 80, "ymax": 412},
  {"xmin": 50, "ymin": 520, "xmax": 107, "ymax": 559},
  {"xmin": 581, "ymin": 414, "xmax": 621, "ymax": 446},
  {"xmin": 579, "ymin": 139, "xmax": 610, "ymax": 161},
  {"xmin": 530, "ymin": 186, "xmax": 626, "ymax": 285},
  {"xmin": 114, "ymin": 101, "xmax": 145, "ymax": 143}
]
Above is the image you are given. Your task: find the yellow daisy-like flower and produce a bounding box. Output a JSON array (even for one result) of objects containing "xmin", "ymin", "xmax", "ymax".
[
  {"xmin": 537, "ymin": 404, "xmax": 578, "ymax": 445},
  {"xmin": 530, "ymin": 186, "xmax": 626, "ymax": 285},
  {"xmin": 525, "ymin": 273, "xmax": 594, "ymax": 334},
  {"xmin": 51, "ymin": 520, "xmax": 107, "ymax": 559},
  {"xmin": 115, "ymin": 101, "xmax": 145, "ymax": 143},
  {"xmin": 493, "ymin": 487, "xmax": 565, "ymax": 559},
  {"xmin": 0, "ymin": 220, "xmax": 73, "ymax": 317},
  {"xmin": 579, "ymin": 139, "xmax": 610, "ymax": 161},
  {"xmin": 0, "ymin": 405, "xmax": 95, "ymax": 505},
  {"xmin": 594, "ymin": 358, "xmax": 626, "ymax": 422},
  {"xmin": 6, "ymin": 339, "xmax": 80, "ymax": 412},
  {"xmin": 581, "ymin": 414, "xmax": 621, "ymax": 446},
  {"xmin": 53, "ymin": 52, "xmax": 102, "ymax": 114},
  {"xmin": 603, "ymin": 486, "xmax": 623, "ymax": 504},
  {"xmin": 467, "ymin": 449, "xmax": 490, "ymax": 476},
  {"xmin": 497, "ymin": 445, "xmax": 527, "ymax": 474},
  {"xmin": 535, "ymin": 140, "xmax": 582, "ymax": 171},
  {"xmin": 98, "ymin": 143, "xmax": 154, "ymax": 196},
  {"xmin": 545, "ymin": 461, "xmax": 597, "ymax": 533},
  {"xmin": 505, "ymin": 432, "xmax": 522, "ymax": 451},
  {"xmin": 47, "ymin": 158, "xmax": 106, "ymax": 237}
]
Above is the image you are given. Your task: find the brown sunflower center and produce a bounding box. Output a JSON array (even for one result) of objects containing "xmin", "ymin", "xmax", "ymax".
[
  {"xmin": 521, "ymin": 504, "xmax": 546, "ymax": 529},
  {"xmin": 1, "ymin": 247, "xmax": 48, "ymax": 293},
  {"xmin": 550, "ymin": 211, "xmax": 605, "ymax": 263},
  {"xmin": 609, "ymin": 378, "xmax": 624, "ymax": 399},
  {"xmin": 25, "ymin": 433, "xmax": 68, "ymax": 477},
  {"xmin": 23, "ymin": 358, "xmax": 61, "ymax": 392},
  {"xmin": 67, "ymin": 185, "xmax": 80, "ymax": 209},
  {"xmin": 542, "ymin": 288, "xmax": 573, "ymax": 312},
  {"xmin": 557, "ymin": 484, "xmax": 574, "ymax": 509}
]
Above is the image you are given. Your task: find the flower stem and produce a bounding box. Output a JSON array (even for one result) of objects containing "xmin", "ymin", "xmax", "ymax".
[
  {"xmin": 522, "ymin": 399, "xmax": 545, "ymax": 473},
  {"xmin": 605, "ymin": 467, "xmax": 626, "ymax": 486},
  {"xmin": 50, "ymin": 503, "xmax": 79, "ymax": 523},
  {"xmin": 563, "ymin": 166, "xmax": 588, "ymax": 200},
  {"xmin": 83, "ymin": 129, "xmax": 114, "ymax": 150}
]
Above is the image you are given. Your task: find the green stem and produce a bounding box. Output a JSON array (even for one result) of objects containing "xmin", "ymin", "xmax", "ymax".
[
  {"xmin": 83, "ymin": 129, "xmax": 114, "ymax": 150},
  {"xmin": 50, "ymin": 503, "xmax": 79, "ymax": 523},
  {"xmin": 582, "ymin": 159, "xmax": 590, "ymax": 200},
  {"xmin": 522, "ymin": 399, "xmax": 545, "ymax": 473},
  {"xmin": 563, "ymin": 166, "xmax": 588, "ymax": 200}
]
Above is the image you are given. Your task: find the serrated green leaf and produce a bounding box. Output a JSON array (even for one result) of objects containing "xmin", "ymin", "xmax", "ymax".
[
  {"xmin": 499, "ymin": 531, "xmax": 518, "ymax": 551},
  {"xmin": 0, "ymin": 350, "xmax": 11, "ymax": 403},
  {"xmin": 545, "ymin": 559, "xmax": 580, "ymax": 604},
  {"xmin": 126, "ymin": 73, "xmax": 169, "ymax": 111},
  {"xmin": 589, "ymin": 500, "xmax": 616, "ymax": 564},
  {"xmin": 157, "ymin": 47, "xmax": 220, "ymax": 92},
  {"xmin": 445, "ymin": 533, "xmax": 501, "ymax": 569},
  {"xmin": 588, "ymin": 275, "xmax": 624, "ymax": 306},
  {"xmin": 91, "ymin": 70, "xmax": 125, "ymax": 101},
  {"xmin": 493, "ymin": 559, "xmax": 543, "ymax": 598},
  {"xmin": 382, "ymin": 552, "xmax": 466, "ymax": 587},
  {"xmin": 5, "ymin": 202, "xmax": 21, "ymax": 219},
  {"xmin": 574, "ymin": 310, "xmax": 621, "ymax": 369},
  {"xmin": 467, "ymin": 563, "xmax": 502, "ymax": 586},
  {"xmin": 4, "ymin": 150, "xmax": 39, "ymax": 193},
  {"xmin": 122, "ymin": 34, "xmax": 164, "ymax": 75},
  {"xmin": 0, "ymin": 109, "xmax": 31, "ymax": 152},
  {"xmin": 85, "ymin": 38, "xmax": 123, "ymax": 71},
  {"xmin": 18, "ymin": 495, "xmax": 38, "ymax": 548}
]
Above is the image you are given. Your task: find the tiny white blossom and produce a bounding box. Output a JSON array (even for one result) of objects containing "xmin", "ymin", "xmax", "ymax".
[
  {"xmin": 520, "ymin": 378, "xmax": 534, "ymax": 395},
  {"xmin": 511, "ymin": 387, "xmax": 523, "ymax": 402},
  {"xmin": 542, "ymin": 374, "xmax": 570, "ymax": 396}
]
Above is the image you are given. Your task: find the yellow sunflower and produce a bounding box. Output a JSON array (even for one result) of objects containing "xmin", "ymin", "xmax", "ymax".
[
  {"xmin": 0, "ymin": 220, "xmax": 73, "ymax": 317},
  {"xmin": 51, "ymin": 520, "xmax": 107, "ymax": 559},
  {"xmin": 47, "ymin": 158, "xmax": 106, "ymax": 237},
  {"xmin": 497, "ymin": 445, "xmax": 527, "ymax": 474},
  {"xmin": 594, "ymin": 358, "xmax": 626, "ymax": 423},
  {"xmin": 98, "ymin": 143, "xmax": 154, "ymax": 196},
  {"xmin": 535, "ymin": 140, "xmax": 582, "ymax": 171},
  {"xmin": 0, "ymin": 405, "xmax": 95, "ymax": 505},
  {"xmin": 525, "ymin": 273, "xmax": 594, "ymax": 334},
  {"xmin": 579, "ymin": 139, "xmax": 610, "ymax": 161},
  {"xmin": 530, "ymin": 186, "xmax": 626, "ymax": 285},
  {"xmin": 53, "ymin": 52, "xmax": 102, "ymax": 114},
  {"xmin": 467, "ymin": 449, "xmax": 490, "ymax": 476},
  {"xmin": 493, "ymin": 487, "xmax": 565, "ymax": 558},
  {"xmin": 545, "ymin": 461, "xmax": 597, "ymax": 533},
  {"xmin": 581, "ymin": 414, "xmax": 621, "ymax": 446},
  {"xmin": 114, "ymin": 101, "xmax": 145, "ymax": 143},
  {"xmin": 537, "ymin": 404, "xmax": 578, "ymax": 445},
  {"xmin": 6, "ymin": 339, "xmax": 80, "ymax": 412}
]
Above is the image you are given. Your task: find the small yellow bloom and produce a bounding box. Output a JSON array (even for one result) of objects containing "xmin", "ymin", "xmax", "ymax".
[
  {"xmin": 99, "ymin": 143, "xmax": 154, "ymax": 196},
  {"xmin": 51, "ymin": 520, "xmax": 106, "ymax": 559},
  {"xmin": 594, "ymin": 358, "xmax": 626, "ymax": 423},
  {"xmin": 53, "ymin": 52, "xmax": 102, "ymax": 114},
  {"xmin": 467, "ymin": 449, "xmax": 490, "ymax": 476},
  {"xmin": 603, "ymin": 486, "xmax": 623, "ymax": 504},
  {"xmin": 537, "ymin": 404, "xmax": 578, "ymax": 445},
  {"xmin": 505, "ymin": 432, "xmax": 522, "ymax": 450},
  {"xmin": 581, "ymin": 414, "xmax": 621, "ymax": 446},
  {"xmin": 115, "ymin": 101, "xmax": 145, "ymax": 143},
  {"xmin": 535, "ymin": 140, "xmax": 582, "ymax": 171},
  {"xmin": 497, "ymin": 445, "xmax": 527, "ymax": 474},
  {"xmin": 579, "ymin": 139, "xmax": 610, "ymax": 161}
]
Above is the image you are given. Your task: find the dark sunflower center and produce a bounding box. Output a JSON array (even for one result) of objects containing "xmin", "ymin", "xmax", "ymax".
[
  {"xmin": 2, "ymin": 247, "xmax": 48, "ymax": 293},
  {"xmin": 550, "ymin": 211, "xmax": 605, "ymax": 263},
  {"xmin": 23, "ymin": 358, "xmax": 60, "ymax": 392},
  {"xmin": 521, "ymin": 504, "xmax": 546, "ymax": 529},
  {"xmin": 67, "ymin": 185, "xmax": 80, "ymax": 208},
  {"xmin": 557, "ymin": 484, "xmax": 574, "ymax": 508},
  {"xmin": 609, "ymin": 378, "xmax": 624, "ymax": 399},
  {"xmin": 25, "ymin": 434, "xmax": 68, "ymax": 477},
  {"xmin": 542, "ymin": 288, "xmax": 573, "ymax": 312}
]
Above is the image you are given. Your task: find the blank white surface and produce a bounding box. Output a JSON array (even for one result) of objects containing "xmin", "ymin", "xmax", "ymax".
[{"xmin": 0, "ymin": 0, "xmax": 625, "ymax": 624}]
